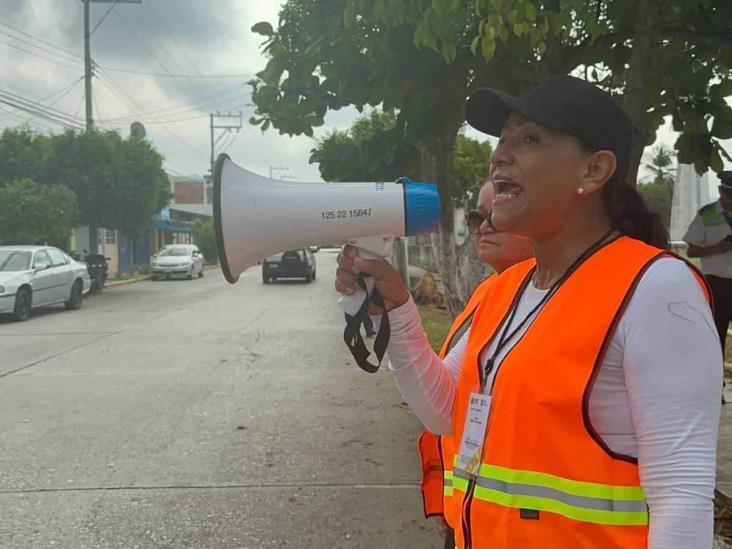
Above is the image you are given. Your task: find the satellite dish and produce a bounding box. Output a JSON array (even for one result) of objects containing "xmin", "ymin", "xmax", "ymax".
[{"xmin": 130, "ymin": 121, "xmax": 146, "ymax": 139}]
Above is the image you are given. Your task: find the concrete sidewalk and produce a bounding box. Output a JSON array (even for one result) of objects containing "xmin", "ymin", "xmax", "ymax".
[{"xmin": 719, "ymin": 393, "xmax": 732, "ymax": 495}]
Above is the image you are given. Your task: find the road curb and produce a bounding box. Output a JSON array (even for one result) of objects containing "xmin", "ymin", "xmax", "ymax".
[
  {"xmin": 106, "ymin": 276, "xmax": 151, "ymax": 288},
  {"xmin": 105, "ymin": 265, "xmax": 221, "ymax": 289}
]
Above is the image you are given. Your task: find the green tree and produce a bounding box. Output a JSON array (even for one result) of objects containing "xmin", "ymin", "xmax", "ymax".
[
  {"xmin": 0, "ymin": 128, "xmax": 50, "ymax": 188},
  {"xmin": 396, "ymin": 0, "xmax": 732, "ymax": 178},
  {"xmin": 637, "ymin": 181, "xmax": 672, "ymax": 229},
  {"xmin": 249, "ymin": 1, "xmax": 490, "ymax": 313},
  {"xmin": 637, "ymin": 144, "xmax": 676, "ymax": 230},
  {"xmin": 310, "ymin": 110, "xmax": 416, "ymax": 182},
  {"xmin": 248, "ymin": 0, "xmax": 731, "ymax": 312},
  {"xmin": 451, "ymin": 134, "xmax": 493, "ymax": 206},
  {"xmin": 0, "ymin": 179, "xmax": 78, "ymax": 248},
  {"xmin": 46, "ymin": 129, "xmax": 171, "ymax": 253},
  {"xmin": 192, "ymin": 218, "xmax": 218, "ymax": 264},
  {"xmin": 311, "ymin": 109, "xmax": 492, "ymax": 296},
  {"xmin": 643, "ymin": 145, "xmax": 675, "ymax": 191}
]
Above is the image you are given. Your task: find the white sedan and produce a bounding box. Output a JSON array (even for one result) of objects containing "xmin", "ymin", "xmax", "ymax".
[
  {"xmin": 0, "ymin": 245, "xmax": 91, "ymax": 321},
  {"xmin": 150, "ymin": 245, "xmax": 205, "ymax": 280}
]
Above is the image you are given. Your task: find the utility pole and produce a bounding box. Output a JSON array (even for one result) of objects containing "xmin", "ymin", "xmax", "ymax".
[
  {"xmin": 209, "ymin": 113, "xmax": 215, "ymax": 173},
  {"xmin": 209, "ymin": 111, "xmax": 243, "ymax": 175},
  {"xmin": 82, "ymin": 0, "xmax": 142, "ymax": 253},
  {"xmin": 83, "ymin": 0, "xmax": 93, "ymax": 130},
  {"xmin": 83, "ymin": 0, "xmax": 142, "ymax": 132}
]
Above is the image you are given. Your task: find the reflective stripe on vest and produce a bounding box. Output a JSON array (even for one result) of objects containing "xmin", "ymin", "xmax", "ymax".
[{"xmin": 446, "ymin": 460, "xmax": 648, "ymax": 526}]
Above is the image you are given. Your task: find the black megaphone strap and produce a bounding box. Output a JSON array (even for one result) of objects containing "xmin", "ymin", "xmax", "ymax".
[{"xmin": 343, "ymin": 274, "xmax": 390, "ymax": 373}]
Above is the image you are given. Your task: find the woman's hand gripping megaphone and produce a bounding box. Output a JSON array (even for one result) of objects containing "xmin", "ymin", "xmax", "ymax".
[{"xmin": 336, "ymin": 244, "xmax": 409, "ymax": 315}]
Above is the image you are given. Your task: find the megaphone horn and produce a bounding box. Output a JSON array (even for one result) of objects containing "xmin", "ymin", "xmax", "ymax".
[{"xmin": 213, "ymin": 154, "xmax": 441, "ymax": 285}]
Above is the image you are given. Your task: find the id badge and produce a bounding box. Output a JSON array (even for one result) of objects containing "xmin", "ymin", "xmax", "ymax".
[{"xmin": 457, "ymin": 393, "xmax": 491, "ymax": 476}]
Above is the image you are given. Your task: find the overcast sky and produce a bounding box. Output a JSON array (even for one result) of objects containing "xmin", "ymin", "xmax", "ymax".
[{"xmin": 0, "ymin": 0, "xmax": 728, "ymax": 185}]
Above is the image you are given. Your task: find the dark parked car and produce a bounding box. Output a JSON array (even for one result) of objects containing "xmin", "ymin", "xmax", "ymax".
[{"xmin": 262, "ymin": 249, "xmax": 316, "ymax": 283}]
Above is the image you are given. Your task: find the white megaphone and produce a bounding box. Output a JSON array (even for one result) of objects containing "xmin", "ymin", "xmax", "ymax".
[{"xmin": 213, "ymin": 154, "xmax": 441, "ymax": 315}]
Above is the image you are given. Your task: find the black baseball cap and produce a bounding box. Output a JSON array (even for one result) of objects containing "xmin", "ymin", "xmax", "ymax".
[
  {"xmin": 718, "ymin": 171, "xmax": 732, "ymax": 190},
  {"xmin": 466, "ymin": 75, "xmax": 634, "ymax": 182}
]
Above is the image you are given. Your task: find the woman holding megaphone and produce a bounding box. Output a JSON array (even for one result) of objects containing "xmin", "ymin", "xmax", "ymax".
[{"xmin": 335, "ymin": 75, "xmax": 722, "ymax": 549}]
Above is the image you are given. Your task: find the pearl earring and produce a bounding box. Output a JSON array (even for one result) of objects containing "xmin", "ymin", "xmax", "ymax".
[{"xmin": 577, "ymin": 187, "xmax": 585, "ymax": 195}]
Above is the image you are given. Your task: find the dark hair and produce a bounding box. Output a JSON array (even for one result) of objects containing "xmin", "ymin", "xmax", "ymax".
[
  {"xmin": 577, "ymin": 139, "xmax": 669, "ymax": 250},
  {"xmin": 601, "ymin": 172, "xmax": 669, "ymax": 250}
]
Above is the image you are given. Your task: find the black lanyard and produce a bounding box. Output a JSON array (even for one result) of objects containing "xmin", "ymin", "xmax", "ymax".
[{"xmin": 481, "ymin": 228, "xmax": 617, "ymax": 389}]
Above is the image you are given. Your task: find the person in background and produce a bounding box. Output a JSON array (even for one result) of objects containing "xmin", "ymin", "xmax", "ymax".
[
  {"xmin": 684, "ymin": 171, "xmax": 732, "ymax": 356},
  {"xmin": 418, "ymin": 181, "xmax": 533, "ymax": 549}
]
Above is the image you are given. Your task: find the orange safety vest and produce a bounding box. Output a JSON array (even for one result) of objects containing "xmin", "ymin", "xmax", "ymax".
[
  {"xmin": 418, "ymin": 275, "xmax": 497, "ymax": 518},
  {"xmin": 442, "ymin": 236, "xmax": 711, "ymax": 549}
]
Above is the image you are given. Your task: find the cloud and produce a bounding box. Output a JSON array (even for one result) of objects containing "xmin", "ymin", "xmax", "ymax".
[{"xmin": 0, "ymin": 0, "xmax": 361, "ymax": 181}]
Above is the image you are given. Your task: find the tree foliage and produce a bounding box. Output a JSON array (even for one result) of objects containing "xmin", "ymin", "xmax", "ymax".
[
  {"xmin": 192, "ymin": 218, "xmax": 218, "ymax": 264},
  {"xmin": 248, "ymin": 0, "xmax": 732, "ymax": 313},
  {"xmin": 311, "ymin": 109, "xmax": 491, "ymax": 203},
  {"xmin": 0, "ymin": 127, "xmax": 50, "ymax": 187},
  {"xmin": 0, "ymin": 127, "xmax": 171, "ymax": 252},
  {"xmin": 638, "ymin": 144, "xmax": 676, "ymax": 230},
  {"xmin": 451, "ymin": 134, "xmax": 493, "ymax": 205},
  {"xmin": 250, "ymin": 0, "xmax": 732, "ymax": 178},
  {"xmin": 396, "ymin": 0, "xmax": 732, "ymax": 177},
  {"xmin": 46, "ymin": 130, "xmax": 171, "ymax": 240},
  {"xmin": 310, "ymin": 110, "xmax": 414, "ymax": 182},
  {"xmin": 637, "ymin": 181, "xmax": 672, "ymax": 229},
  {"xmin": 0, "ymin": 178, "xmax": 78, "ymax": 248},
  {"xmin": 643, "ymin": 145, "xmax": 675, "ymax": 190}
]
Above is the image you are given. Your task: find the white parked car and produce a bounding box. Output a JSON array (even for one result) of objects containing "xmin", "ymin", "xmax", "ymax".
[
  {"xmin": 150, "ymin": 244, "xmax": 204, "ymax": 280},
  {"xmin": 0, "ymin": 245, "xmax": 91, "ymax": 321}
]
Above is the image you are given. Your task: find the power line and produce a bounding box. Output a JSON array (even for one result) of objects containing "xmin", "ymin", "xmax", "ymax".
[
  {"xmin": 0, "ymin": 88, "xmax": 84, "ymax": 127},
  {"xmin": 22, "ymin": 76, "xmax": 85, "ymax": 126},
  {"xmin": 72, "ymin": 93, "xmax": 86, "ymax": 121},
  {"xmin": 0, "ymin": 104, "xmax": 57, "ymax": 133},
  {"xmin": 99, "ymin": 65, "xmax": 254, "ymax": 79},
  {"xmin": 0, "ymin": 91, "xmax": 84, "ymax": 130},
  {"xmin": 0, "ymin": 20, "xmax": 246, "ymax": 80},
  {"xmin": 0, "ymin": 37, "xmax": 83, "ymax": 71},
  {"xmin": 220, "ymin": 130, "xmax": 240, "ymax": 153},
  {"xmin": 0, "ymin": 29, "xmax": 81, "ymax": 64},
  {"xmin": 97, "ymin": 88, "xmax": 250, "ymax": 124},
  {"xmin": 0, "ymin": 21, "xmax": 81, "ymax": 60},
  {"xmin": 131, "ymin": 6, "xmax": 188, "ymax": 76},
  {"xmin": 121, "ymin": 113, "xmax": 208, "ymax": 125},
  {"xmin": 95, "ymin": 67, "xmax": 202, "ymax": 155},
  {"xmin": 92, "ymin": 85, "xmax": 104, "ymax": 126},
  {"xmin": 146, "ymin": 0, "xmax": 204, "ymax": 77},
  {"xmin": 112, "ymin": 9, "xmax": 178, "ymax": 80},
  {"xmin": 35, "ymin": 76, "xmax": 86, "ymax": 104},
  {"xmin": 90, "ymin": 1, "xmax": 119, "ymax": 36}
]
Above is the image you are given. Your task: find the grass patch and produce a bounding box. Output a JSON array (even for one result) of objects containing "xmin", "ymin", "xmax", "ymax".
[{"xmin": 417, "ymin": 303, "xmax": 453, "ymax": 353}]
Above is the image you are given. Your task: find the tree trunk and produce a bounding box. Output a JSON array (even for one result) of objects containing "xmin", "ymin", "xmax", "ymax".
[
  {"xmin": 621, "ymin": 0, "xmax": 664, "ymax": 186},
  {"xmin": 437, "ymin": 202, "xmax": 462, "ymax": 316},
  {"xmin": 88, "ymin": 222, "xmax": 98, "ymax": 254},
  {"xmin": 424, "ymin": 130, "xmax": 465, "ymax": 318},
  {"xmin": 457, "ymin": 237, "xmax": 489, "ymax": 297}
]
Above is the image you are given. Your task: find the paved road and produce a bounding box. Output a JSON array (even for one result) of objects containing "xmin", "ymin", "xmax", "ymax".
[{"xmin": 0, "ymin": 250, "xmax": 440, "ymax": 548}]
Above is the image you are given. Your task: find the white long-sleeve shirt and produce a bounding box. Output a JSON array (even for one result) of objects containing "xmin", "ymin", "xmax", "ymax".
[{"xmin": 384, "ymin": 257, "xmax": 722, "ymax": 549}]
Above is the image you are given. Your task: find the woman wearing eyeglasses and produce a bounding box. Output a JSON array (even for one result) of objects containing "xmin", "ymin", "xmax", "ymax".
[
  {"xmin": 418, "ymin": 182, "xmax": 534, "ymax": 549},
  {"xmin": 336, "ymin": 75, "xmax": 722, "ymax": 548}
]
